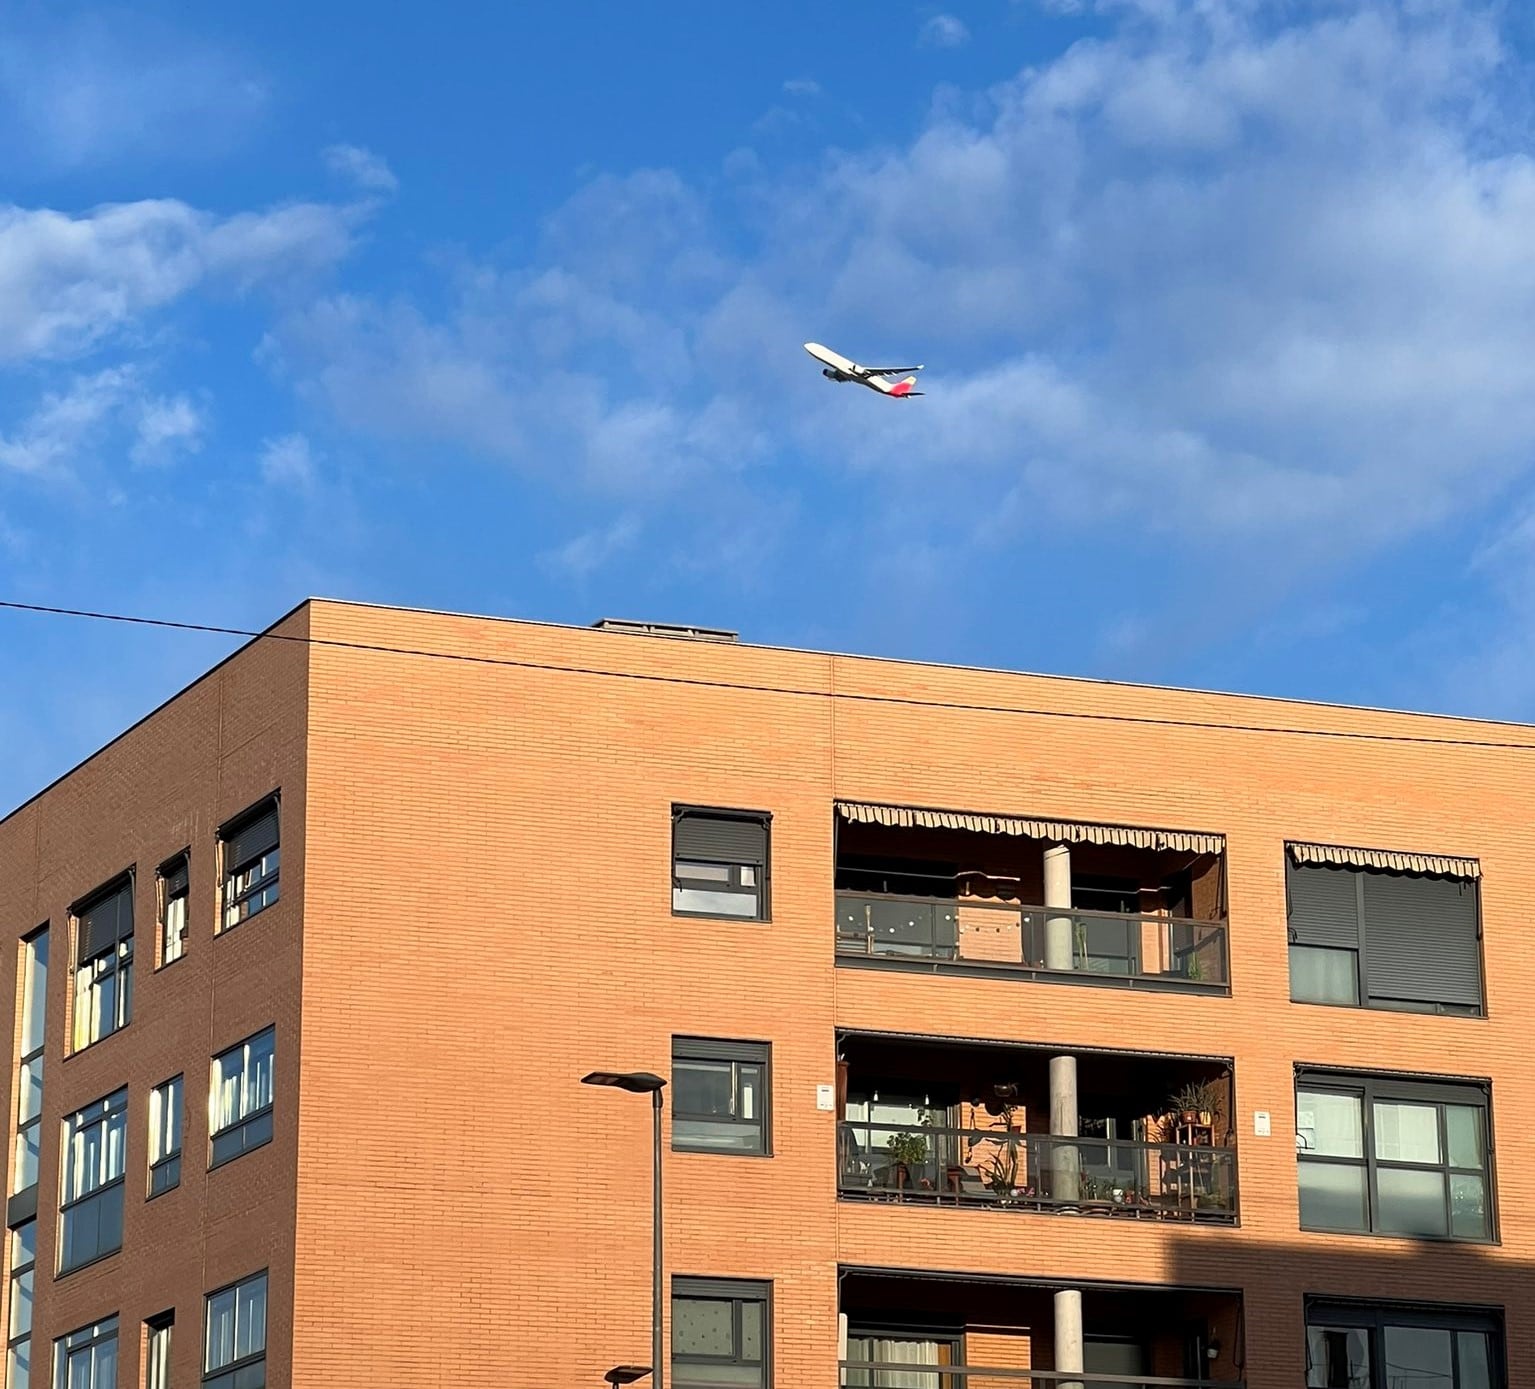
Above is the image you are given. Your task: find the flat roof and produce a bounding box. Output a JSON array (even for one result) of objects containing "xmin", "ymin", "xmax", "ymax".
[{"xmin": 5, "ymin": 592, "xmax": 1535, "ymax": 828}]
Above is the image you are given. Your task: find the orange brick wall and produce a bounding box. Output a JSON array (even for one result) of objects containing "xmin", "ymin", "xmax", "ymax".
[
  {"xmin": 0, "ymin": 609, "xmax": 310, "ymax": 1389},
  {"xmin": 8, "ymin": 598, "xmax": 1535, "ymax": 1388}
]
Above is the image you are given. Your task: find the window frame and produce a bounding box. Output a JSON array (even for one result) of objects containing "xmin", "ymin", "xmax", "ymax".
[
  {"xmin": 1295, "ymin": 1068, "xmax": 1497, "ymax": 1244},
  {"xmin": 218, "ymin": 796, "xmax": 281, "ymax": 934},
  {"xmin": 53, "ymin": 1314, "xmax": 117, "ymax": 1389},
  {"xmin": 8, "ymin": 1220, "xmax": 35, "ymax": 1389},
  {"xmin": 209, "ymin": 1028, "xmax": 275, "ymax": 1171},
  {"xmin": 70, "ymin": 874, "xmax": 135, "ymax": 1053},
  {"xmin": 1305, "ymin": 1296, "xmax": 1505, "ymax": 1389},
  {"xmin": 58, "ymin": 1088, "xmax": 128, "ymax": 1276},
  {"xmin": 11, "ymin": 926, "xmax": 49, "ymax": 1214},
  {"xmin": 671, "ymin": 1038, "xmax": 772, "ymax": 1157},
  {"xmin": 671, "ymin": 805, "xmax": 772, "ymax": 923},
  {"xmin": 157, "ymin": 853, "xmax": 190, "ymax": 969},
  {"xmin": 203, "ymin": 1269, "xmax": 267, "ymax": 1389},
  {"xmin": 671, "ymin": 1275, "xmax": 771, "ymax": 1389},
  {"xmin": 145, "ymin": 1312, "xmax": 173, "ymax": 1389},
  {"xmin": 148, "ymin": 1076, "xmax": 184, "ymax": 1199},
  {"xmin": 1285, "ymin": 858, "xmax": 1485, "ymax": 1017}
]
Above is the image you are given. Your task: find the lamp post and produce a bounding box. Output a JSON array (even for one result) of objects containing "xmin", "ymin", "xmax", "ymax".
[
  {"xmin": 604, "ymin": 1368, "xmax": 653, "ymax": 1386},
  {"xmin": 583, "ymin": 1069, "xmax": 667, "ymax": 1389}
]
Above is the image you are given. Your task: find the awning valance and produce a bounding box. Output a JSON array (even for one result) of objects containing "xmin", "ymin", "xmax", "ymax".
[
  {"xmin": 834, "ymin": 800, "xmax": 1223, "ymax": 856},
  {"xmin": 1287, "ymin": 841, "xmax": 1479, "ymax": 880}
]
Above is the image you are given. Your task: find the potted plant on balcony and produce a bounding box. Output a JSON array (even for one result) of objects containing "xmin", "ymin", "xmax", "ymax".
[
  {"xmin": 1168, "ymin": 1079, "xmax": 1227, "ymax": 1129},
  {"xmin": 886, "ymin": 1129, "xmax": 929, "ymax": 1189}
]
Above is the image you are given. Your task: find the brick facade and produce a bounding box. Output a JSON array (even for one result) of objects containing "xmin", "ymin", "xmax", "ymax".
[{"xmin": 2, "ymin": 598, "xmax": 1531, "ymax": 1386}]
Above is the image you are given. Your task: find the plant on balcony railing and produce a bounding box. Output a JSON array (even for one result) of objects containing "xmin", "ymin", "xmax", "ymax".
[{"xmin": 1167, "ymin": 1078, "xmax": 1227, "ymax": 1128}]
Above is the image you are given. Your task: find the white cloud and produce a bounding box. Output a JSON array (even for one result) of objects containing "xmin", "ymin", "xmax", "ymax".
[
  {"xmin": 920, "ymin": 15, "xmax": 972, "ymax": 48},
  {"xmin": 537, "ymin": 515, "xmax": 641, "ymax": 580},
  {"xmin": 323, "ymin": 143, "xmax": 399, "ymax": 195},
  {"xmin": 0, "ymin": 367, "xmax": 136, "ymax": 478},
  {"xmin": 131, "ymin": 394, "xmax": 204, "ymax": 467},
  {"xmin": 782, "ymin": 78, "xmax": 821, "ymax": 97},
  {"xmin": 259, "ymin": 433, "xmax": 318, "ymax": 490},
  {"xmin": 0, "ymin": 196, "xmax": 359, "ymax": 363}
]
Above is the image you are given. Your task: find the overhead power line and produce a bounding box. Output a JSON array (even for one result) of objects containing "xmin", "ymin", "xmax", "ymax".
[{"xmin": 3, "ymin": 597, "xmax": 1534, "ymax": 754}]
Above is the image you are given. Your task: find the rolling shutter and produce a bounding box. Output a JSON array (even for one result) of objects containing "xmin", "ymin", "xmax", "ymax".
[
  {"xmin": 1362, "ymin": 874, "xmax": 1482, "ymax": 1008},
  {"xmin": 674, "ymin": 810, "xmax": 767, "ymax": 865},
  {"xmin": 77, "ymin": 879, "xmax": 133, "ymax": 964},
  {"xmin": 1286, "ymin": 863, "xmax": 1360, "ymax": 949},
  {"xmin": 162, "ymin": 857, "xmax": 189, "ymax": 897},
  {"xmin": 225, "ymin": 805, "xmax": 279, "ymax": 870}
]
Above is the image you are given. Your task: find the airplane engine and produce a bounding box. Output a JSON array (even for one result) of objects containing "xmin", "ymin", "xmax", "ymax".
[{"xmin": 822, "ymin": 368, "xmax": 839, "ymax": 380}]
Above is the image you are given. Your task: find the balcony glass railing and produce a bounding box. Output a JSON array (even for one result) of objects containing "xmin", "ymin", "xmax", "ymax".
[
  {"xmin": 834, "ymin": 892, "xmax": 1228, "ymax": 988},
  {"xmin": 840, "ymin": 1365, "xmax": 1242, "ymax": 1388},
  {"xmin": 837, "ymin": 1120, "xmax": 1238, "ymax": 1222}
]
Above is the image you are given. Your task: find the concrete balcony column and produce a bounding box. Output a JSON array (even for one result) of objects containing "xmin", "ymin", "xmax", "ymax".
[
  {"xmin": 1043, "ymin": 843, "xmax": 1074, "ymax": 971},
  {"xmin": 1054, "ymin": 1288, "xmax": 1084, "ymax": 1389}
]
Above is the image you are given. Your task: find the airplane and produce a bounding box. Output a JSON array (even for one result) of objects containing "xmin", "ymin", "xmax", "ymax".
[{"xmin": 804, "ymin": 342, "xmax": 925, "ymax": 397}]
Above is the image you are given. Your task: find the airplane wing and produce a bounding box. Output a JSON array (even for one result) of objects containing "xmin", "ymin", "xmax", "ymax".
[{"xmin": 862, "ymin": 365, "xmax": 924, "ymax": 376}]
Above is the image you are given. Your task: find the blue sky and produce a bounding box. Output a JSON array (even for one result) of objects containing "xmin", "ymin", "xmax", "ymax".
[{"xmin": 6, "ymin": 0, "xmax": 1535, "ymax": 812}]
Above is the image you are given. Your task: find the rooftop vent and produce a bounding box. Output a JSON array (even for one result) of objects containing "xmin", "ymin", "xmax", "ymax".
[{"xmin": 592, "ymin": 618, "xmax": 739, "ymax": 643}]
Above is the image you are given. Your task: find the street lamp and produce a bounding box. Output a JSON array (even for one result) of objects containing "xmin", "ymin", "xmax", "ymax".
[
  {"xmin": 604, "ymin": 1368, "xmax": 653, "ymax": 1386},
  {"xmin": 583, "ymin": 1070, "xmax": 667, "ymax": 1389}
]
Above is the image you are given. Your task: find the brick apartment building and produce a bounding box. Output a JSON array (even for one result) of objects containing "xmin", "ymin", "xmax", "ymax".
[{"xmin": 0, "ymin": 597, "xmax": 1527, "ymax": 1388}]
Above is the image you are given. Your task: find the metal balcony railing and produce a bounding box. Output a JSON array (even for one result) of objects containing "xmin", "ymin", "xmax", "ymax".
[
  {"xmin": 838, "ymin": 1120, "xmax": 1238, "ymax": 1222},
  {"xmin": 840, "ymin": 1364, "xmax": 1243, "ymax": 1387},
  {"xmin": 835, "ymin": 892, "xmax": 1228, "ymax": 989}
]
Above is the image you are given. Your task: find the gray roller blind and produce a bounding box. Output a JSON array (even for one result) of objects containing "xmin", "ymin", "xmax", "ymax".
[
  {"xmin": 674, "ymin": 811, "xmax": 767, "ymax": 865},
  {"xmin": 162, "ymin": 857, "xmax": 188, "ymax": 897},
  {"xmin": 225, "ymin": 805, "xmax": 278, "ymax": 869},
  {"xmin": 1286, "ymin": 863, "xmax": 1360, "ymax": 948},
  {"xmin": 78, "ymin": 880, "xmax": 132, "ymax": 964},
  {"xmin": 1363, "ymin": 873, "xmax": 1482, "ymax": 1007},
  {"xmin": 673, "ymin": 1037, "xmax": 769, "ymax": 1064}
]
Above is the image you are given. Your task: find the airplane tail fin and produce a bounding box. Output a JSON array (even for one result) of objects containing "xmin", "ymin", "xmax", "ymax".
[{"xmin": 887, "ymin": 376, "xmax": 921, "ymax": 397}]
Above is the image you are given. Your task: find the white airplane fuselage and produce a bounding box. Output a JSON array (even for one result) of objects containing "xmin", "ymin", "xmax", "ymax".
[{"xmin": 803, "ymin": 341, "xmax": 924, "ymax": 397}]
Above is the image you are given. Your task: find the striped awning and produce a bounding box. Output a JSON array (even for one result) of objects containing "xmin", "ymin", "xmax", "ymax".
[
  {"xmin": 1287, "ymin": 841, "xmax": 1479, "ymax": 880},
  {"xmin": 834, "ymin": 800, "xmax": 1223, "ymax": 856}
]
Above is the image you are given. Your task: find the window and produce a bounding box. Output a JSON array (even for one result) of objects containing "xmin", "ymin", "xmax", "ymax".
[
  {"xmin": 1286, "ymin": 855, "xmax": 1483, "ymax": 1015},
  {"xmin": 843, "ymin": 1332, "xmax": 959, "ymax": 1386},
  {"xmin": 158, "ymin": 856, "xmax": 188, "ymax": 966},
  {"xmin": 1306, "ymin": 1299, "xmax": 1503, "ymax": 1388},
  {"xmin": 672, "ymin": 1039, "xmax": 770, "ymax": 1155},
  {"xmin": 148, "ymin": 1078, "xmax": 183, "ymax": 1197},
  {"xmin": 8, "ymin": 1222, "xmax": 35, "ymax": 1389},
  {"xmin": 59, "ymin": 1089, "xmax": 127, "ymax": 1274},
  {"xmin": 209, "ymin": 1029, "xmax": 274, "ymax": 1168},
  {"xmin": 672, "ymin": 807, "xmax": 770, "ymax": 920},
  {"xmin": 11, "ymin": 928, "xmax": 48, "ymax": 1206},
  {"xmin": 144, "ymin": 1315, "xmax": 172, "ymax": 1389},
  {"xmin": 53, "ymin": 1316, "xmax": 116, "ymax": 1389},
  {"xmin": 1296, "ymin": 1071, "xmax": 1493, "ymax": 1241},
  {"xmin": 672, "ymin": 1277, "xmax": 769, "ymax": 1389},
  {"xmin": 219, "ymin": 801, "xmax": 279, "ymax": 931},
  {"xmin": 72, "ymin": 879, "xmax": 133, "ymax": 1051},
  {"xmin": 203, "ymin": 1272, "xmax": 265, "ymax": 1389}
]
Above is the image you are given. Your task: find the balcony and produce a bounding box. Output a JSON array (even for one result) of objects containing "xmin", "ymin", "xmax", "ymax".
[
  {"xmin": 837, "ymin": 1033, "xmax": 1239, "ymax": 1226},
  {"xmin": 833, "ymin": 801, "xmax": 1228, "ymax": 994},
  {"xmin": 840, "ymin": 1268, "xmax": 1245, "ymax": 1387}
]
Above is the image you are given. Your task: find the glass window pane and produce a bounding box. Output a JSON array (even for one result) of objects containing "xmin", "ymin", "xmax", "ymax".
[
  {"xmin": 738, "ymin": 1065, "xmax": 760, "ymax": 1121},
  {"xmin": 676, "ymin": 1061, "xmax": 734, "ymax": 1116},
  {"xmin": 1298, "ymin": 1161, "xmax": 1368, "ymax": 1231},
  {"xmin": 1290, "ymin": 945, "xmax": 1359, "ymax": 1004},
  {"xmin": 673, "ymin": 886, "xmax": 757, "ymax": 917},
  {"xmin": 741, "ymin": 1300, "xmax": 763, "ymax": 1360},
  {"xmin": 12, "ymin": 1221, "xmax": 35, "ymax": 1270},
  {"xmin": 676, "ymin": 861, "xmax": 732, "ymax": 883},
  {"xmin": 673, "ymin": 1367, "xmax": 760, "ymax": 1388},
  {"xmin": 1458, "ymin": 1331, "xmax": 1493, "ymax": 1389},
  {"xmin": 673, "ymin": 1297, "xmax": 734, "ymax": 1358},
  {"xmin": 1297, "ymin": 1092, "xmax": 1363, "ymax": 1158},
  {"xmin": 9, "ymin": 1266, "xmax": 31, "ymax": 1338},
  {"xmin": 1377, "ymin": 1166, "xmax": 1448, "ymax": 1237},
  {"xmin": 1450, "ymin": 1173, "xmax": 1489, "ymax": 1239},
  {"xmin": 1447, "ymin": 1106, "xmax": 1484, "ymax": 1169},
  {"xmin": 1383, "ymin": 1327, "xmax": 1453, "ymax": 1389},
  {"xmin": 17, "ymin": 1059, "xmax": 42, "ymax": 1126},
  {"xmin": 1373, "ymin": 1101, "xmax": 1441, "ymax": 1164},
  {"xmin": 7, "ymin": 1339, "xmax": 29, "ymax": 1389}
]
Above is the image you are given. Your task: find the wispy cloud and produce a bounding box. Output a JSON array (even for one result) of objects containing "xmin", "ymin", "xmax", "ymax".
[
  {"xmin": 258, "ymin": 432, "xmax": 318, "ymax": 490},
  {"xmin": 537, "ymin": 515, "xmax": 641, "ymax": 580},
  {"xmin": 782, "ymin": 78, "xmax": 821, "ymax": 97},
  {"xmin": 0, "ymin": 14, "xmax": 268, "ymax": 171},
  {"xmin": 130, "ymin": 394, "xmax": 205, "ymax": 467},
  {"xmin": 323, "ymin": 143, "xmax": 399, "ymax": 195},
  {"xmin": 0, "ymin": 368, "xmax": 136, "ymax": 478},
  {"xmin": 919, "ymin": 14, "xmax": 971, "ymax": 48},
  {"xmin": 0, "ymin": 196, "xmax": 362, "ymax": 363}
]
